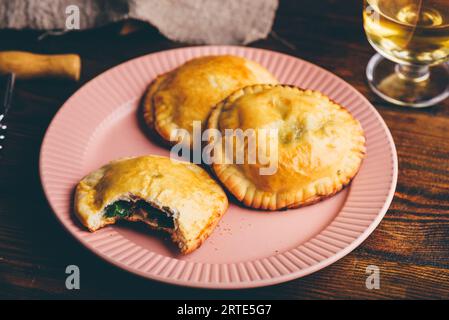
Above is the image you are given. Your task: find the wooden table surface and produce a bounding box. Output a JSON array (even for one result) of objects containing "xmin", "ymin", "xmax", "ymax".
[{"xmin": 1, "ymin": 0, "xmax": 448, "ymax": 299}]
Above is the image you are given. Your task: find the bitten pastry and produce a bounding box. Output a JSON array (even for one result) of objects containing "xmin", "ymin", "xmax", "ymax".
[
  {"xmin": 207, "ymin": 84, "xmax": 366, "ymax": 210},
  {"xmin": 143, "ymin": 55, "xmax": 278, "ymax": 145},
  {"xmin": 74, "ymin": 155, "xmax": 228, "ymax": 254}
]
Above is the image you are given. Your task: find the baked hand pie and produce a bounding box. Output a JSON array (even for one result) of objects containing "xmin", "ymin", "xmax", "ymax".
[
  {"xmin": 207, "ymin": 84, "xmax": 366, "ymax": 210},
  {"xmin": 143, "ymin": 55, "xmax": 278, "ymax": 145},
  {"xmin": 74, "ymin": 155, "xmax": 228, "ymax": 254}
]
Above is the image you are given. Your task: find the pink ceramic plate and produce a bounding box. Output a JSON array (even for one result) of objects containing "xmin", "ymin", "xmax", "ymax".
[{"xmin": 40, "ymin": 46, "xmax": 397, "ymax": 289}]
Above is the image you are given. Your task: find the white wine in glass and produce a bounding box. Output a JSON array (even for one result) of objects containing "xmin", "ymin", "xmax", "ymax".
[{"xmin": 363, "ymin": 0, "xmax": 449, "ymax": 107}]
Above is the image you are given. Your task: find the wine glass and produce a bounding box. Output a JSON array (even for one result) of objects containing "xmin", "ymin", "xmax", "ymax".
[{"xmin": 363, "ymin": 0, "xmax": 449, "ymax": 107}]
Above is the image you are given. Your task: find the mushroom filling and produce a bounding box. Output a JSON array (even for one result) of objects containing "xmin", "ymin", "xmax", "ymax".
[{"xmin": 104, "ymin": 200, "xmax": 174, "ymax": 229}]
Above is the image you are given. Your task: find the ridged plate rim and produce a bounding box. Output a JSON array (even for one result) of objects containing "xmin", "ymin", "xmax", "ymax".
[{"xmin": 39, "ymin": 46, "xmax": 398, "ymax": 289}]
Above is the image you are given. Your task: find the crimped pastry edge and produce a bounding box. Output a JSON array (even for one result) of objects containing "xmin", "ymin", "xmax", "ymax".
[
  {"xmin": 206, "ymin": 84, "xmax": 366, "ymax": 210},
  {"xmin": 74, "ymin": 155, "xmax": 228, "ymax": 254},
  {"xmin": 142, "ymin": 56, "xmax": 278, "ymax": 147}
]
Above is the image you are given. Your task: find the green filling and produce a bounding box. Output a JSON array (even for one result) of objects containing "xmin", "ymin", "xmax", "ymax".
[
  {"xmin": 104, "ymin": 200, "xmax": 174, "ymax": 229},
  {"xmin": 104, "ymin": 201, "xmax": 132, "ymax": 218}
]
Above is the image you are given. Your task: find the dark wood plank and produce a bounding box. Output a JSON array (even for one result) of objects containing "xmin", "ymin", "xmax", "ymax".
[{"xmin": 0, "ymin": 0, "xmax": 448, "ymax": 299}]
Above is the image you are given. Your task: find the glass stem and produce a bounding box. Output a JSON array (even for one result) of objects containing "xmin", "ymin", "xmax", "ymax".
[{"xmin": 395, "ymin": 64, "xmax": 430, "ymax": 82}]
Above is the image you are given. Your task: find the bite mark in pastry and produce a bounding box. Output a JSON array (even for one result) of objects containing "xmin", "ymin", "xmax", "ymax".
[
  {"xmin": 143, "ymin": 55, "xmax": 278, "ymax": 145},
  {"xmin": 74, "ymin": 155, "xmax": 228, "ymax": 254},
  {"xmin": 207, "ymin": 84, "xmax": 366, "ymax": 210}
]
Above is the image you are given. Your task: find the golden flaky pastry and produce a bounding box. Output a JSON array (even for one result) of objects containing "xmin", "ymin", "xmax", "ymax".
[
  {"xmin": 143, "ymin": 55, "xmax": 278, "ymax": 144},
  {"xmin": 74, "ymin": 155, "xmax": 228, "ymax": 254},
  {"xmin": 207, "ymin": 84, "xmax": 366, "ymax": 210}
]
